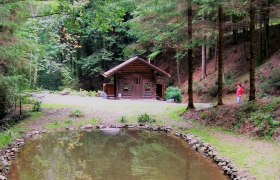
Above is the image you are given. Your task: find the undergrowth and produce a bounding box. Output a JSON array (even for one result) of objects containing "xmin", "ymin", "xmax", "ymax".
[
  {"xmin": 137, "ymin": 113, "xmax": 156, "ymax": 124},
  {"xmin": 0, "ymin": 131, "xmax": 13, "ymax": 149},
  {"xmin": 69, "ymin": 110, "xmax": 84, "ymax": 117},
  {"xmin": 237, "ymin": 99, "xmax": 280, "ymax": 139},
  {"xmin": 119, "ymin": 116, "xmax": 128, "ymax": 123},
  {"xmin": 198, "ymin": 98, "xmax": 280, "ymax": 140}
]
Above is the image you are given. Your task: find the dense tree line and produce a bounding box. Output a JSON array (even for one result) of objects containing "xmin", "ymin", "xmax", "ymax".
[{"xmin": 0, "ymin": 0, "xmax": 280, "ymax": 117}]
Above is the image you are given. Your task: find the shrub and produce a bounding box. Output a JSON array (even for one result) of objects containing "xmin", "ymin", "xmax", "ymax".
[
  {"xmin": 181, "ymin": 85, "xmax": 188, "ymax": 94},
  {"xmin": 241, "ymin": 101, "xmax": 258, "ymax": 113},
  {"xmin": 199, "ymin": 111, "xmax": 207, "ymax": 119},
  {"xmin": 87, "ymin": 91, "xmax": 97, "ymax": 97},
  {"xmin": 0, "ymin": 132, "xmax": 13, "ymax": 149},
  {"xmin": 0, "ymin": 84, "xmax": 9, "ymax": 118},
  {"xmin": 195, "ymin": 85, "xmax": 203, "ymax": 96},
  {"xmin": 32, "ymin": 100, "xmax": 42, "ymax": 112},
  {"xmin": 234, "ymin": 111, "xmax": 246, "ymax": 130},
  {"xmin": 64, "ymin": 119, "xmax": 73, "ymax": 124},
  {"xmin": 248, "ymin": 112, "xmax": 280, "ymax": 138},
  {"xmin": 225, "ymin": 86, "xmax": 236, "ymax": 94},
  {"xmin": 164, "ymin": 86, "xmax": 183, "ymax": 103},
  {"xmin": 269, "ymin": 68, "xmax": 280, "ymax": 89},
  {"xmin": 209, "ymin": 85, "xmax": 218, "ymax": 97},
  {"xmin": 119, "ymin": 116, "xmax": 127, "ymax": 123},
  {"xmin": 69, "ymin": 110, "xmax": 84, "ymax": 117},
  {"xmin": 137, "ymin": 113, "xmax": 156, "ymax": 124}
]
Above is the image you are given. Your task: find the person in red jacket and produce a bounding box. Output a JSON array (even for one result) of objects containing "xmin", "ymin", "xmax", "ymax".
[{"xmin": 236, "ymin": 84, "xmax": 243, "ymax": 104}]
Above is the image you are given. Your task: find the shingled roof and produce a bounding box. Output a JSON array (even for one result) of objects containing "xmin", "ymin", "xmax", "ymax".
[{"xmin": 102, "ymin": 56, "xmax": 171, "ymax": 78}]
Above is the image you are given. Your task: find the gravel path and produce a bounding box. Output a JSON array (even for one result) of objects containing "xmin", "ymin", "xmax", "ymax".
[{"xmin": 30, "ymin": 93, "xmax": 212, "ymax": 128}]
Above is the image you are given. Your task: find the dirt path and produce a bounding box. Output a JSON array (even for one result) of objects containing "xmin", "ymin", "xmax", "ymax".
[{"xmin": 30, "ymin": 93, "xmax": 211, "ymax": 128}]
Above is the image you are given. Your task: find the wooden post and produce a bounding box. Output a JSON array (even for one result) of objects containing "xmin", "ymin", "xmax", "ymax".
[{"xmin": 114, "ymin": 74, "xmax": 117, "ymax": 99}]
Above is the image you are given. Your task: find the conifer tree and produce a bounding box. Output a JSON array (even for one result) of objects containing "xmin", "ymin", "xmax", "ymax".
[
  {"xmin": 187, "ymin": 0, "xmax": 195, "ymax": 109},
  {"xmin": 217, "ymin": 4, "xmax": 224, "ymax": 105},
  {"xmin": 249, "ymin": 0, "xmax": 256, "ymax": 101}
]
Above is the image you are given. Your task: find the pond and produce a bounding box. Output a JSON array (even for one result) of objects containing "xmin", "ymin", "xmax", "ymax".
[{"xmin": 8, "ymin": 129, "xmax": 227, "ymax": 180}]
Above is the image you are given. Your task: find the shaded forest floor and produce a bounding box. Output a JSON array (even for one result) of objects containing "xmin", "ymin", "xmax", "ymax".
[
  {"xmin": 3, "ymin": 94, "xmax": 279, "ymax": 179},
  {"xmin": 153, "ymin": 25, "xmax": 280, "ymax": 104}
]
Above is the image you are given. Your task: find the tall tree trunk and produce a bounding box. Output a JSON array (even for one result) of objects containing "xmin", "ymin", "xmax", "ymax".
[
  {"xmin": 76, "ymin": 39, "xmax": 82, "ymax": 79},
  {"xmin": 215, "ymin": 43, "xmax": 218, "ymax": 70},
  {"xmin": 232, "ymin": 15, "xmax": 238, "ymax": 44},
  {"xmin": 176, "ymin": 54, "xmax": 181, "ymax": 85},
  {"xmin": 217, "ymin": 5, "xmax": 224, "ymax": 105},
  {"xmin": 201, "ymin": 16, "xmax": 206, "ymax": 79},
  {"xmin": 249, "ymin": 0, "xmax": 256, "ymax": 101},
  {"xmin": 206, "ymin": 46, "xmax": 210, "ymax": 60},
  {"xmin": 259, "ymin": 16, "xmax": 263, "ymax": 59},
  {"xmin": 202, "ymin": 44, "xmax": 206, "ymax": 79},
  {"xmin": 33, "ymin": 64, "xmax": 38, "ymax": 87},
  {"xmin": 264, "ymin": 0, "xmax": 270, "ymax": 58},
  {"xmin": 19, "ymin": 86, "xmax": 22, "ymax": 116},
  {"xmin": 187, "ymin": 0, "xmax": 194, "ymax": 109}
]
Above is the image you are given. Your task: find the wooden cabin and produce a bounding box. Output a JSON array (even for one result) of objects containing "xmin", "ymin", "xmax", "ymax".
[{"xmin": 102, "ymin": 56, "xmax": 171, "ymax": 99}]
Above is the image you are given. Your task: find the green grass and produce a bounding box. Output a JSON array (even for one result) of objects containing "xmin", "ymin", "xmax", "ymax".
[
  {"xmin": 29, "ymin": 111, "xmax": 43, "ymax": 121},
  {"xmin": 73, "ymin": 118, "xmax": 101, "ymax": 127},
  {"xmin": 167, "ymin": 107, "xmax": 186, "ymax": 122},
  {"xmin": 271, "ymin": 19, "xmax": 280, "ymax": 26},
  {"xmin": 46, "ymin": 118, "xmax": 101, "ymax": 130},
  {"xmin": 183, "ymin": 127, "xmax": 249, "ymax": 165},
  {"xmin": 0, "ymin": 131, "xmax": 13, "ymax": 149},
  {"xmin": 42, "ymin": 104, "xmax": 78, "ymax": 109},
  {"xmin": 182, "ymin": 122, "xmax": 280, "ymax": 179},
  {"xmin": 69, "ymin": 109, "xmax": 84, "ymax": 117},
  {"xmin": 0, "ymin": 111, "xmax": 44, "ymax": 149}
]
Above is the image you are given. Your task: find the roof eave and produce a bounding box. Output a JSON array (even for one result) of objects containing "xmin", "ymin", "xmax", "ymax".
[{"xmin": 102, "ymin": 56, "xmax": 171, "ymax": 78}]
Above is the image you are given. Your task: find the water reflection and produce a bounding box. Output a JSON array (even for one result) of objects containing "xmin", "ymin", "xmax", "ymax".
[{"xmin": 8, "ymin": 130, "xmax": 227, "ymax": 180}]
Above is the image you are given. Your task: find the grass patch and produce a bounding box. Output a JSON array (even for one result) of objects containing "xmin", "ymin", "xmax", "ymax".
[
  {"xmin": 42, "ymin": 104, "xmax": 78, "ymax": 109},
  {"xmin": 183, "ymin": 126, "xmax": 250, "ymax": 173},
  {"xmin": 28, "ymin": 111, "xmax": 43, "ymax": 121},
  {"xmin": 137, "ymin": 113, "xmax": 156, "ymax": 124},
  {"xmin": 183, "ymin": 122, "xmax": 251, "ymax": 164},
  {"xmin": 167, "ymin": 107, "xmax": 186, "ymax": 122},
  {"xmin": 0, "ymin": 126, "xmax": 23, "ymax": 149},
  {"xmin": 73, "ymin": 118, "xmax": 101, "ymax": 127},
  {"xmin": 0, "ymin": 131, "xmax": 13, "ymax": 149},
  {"xmin": 0, "ymin": 111, "xmax": 43, "ymax": 150},
  {"xmin": 69, "ymin": 110, "xmax": 84, "ymax": 118},
  {"xmin": 46, "ymin": 118, "xmax": 101, "ymax": 130},
  {"xmin": 119, "ymin": 116, "xmax": 128, "ymax": 123},
  {"xmin": 182, "ymin": 122, "xmax": 280, "ymax": 179}
]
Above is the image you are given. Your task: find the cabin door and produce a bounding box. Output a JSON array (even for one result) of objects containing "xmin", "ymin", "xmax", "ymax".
[{"xmin": 132, "ymin": 74, "xmax": 142, "ymax": 99}]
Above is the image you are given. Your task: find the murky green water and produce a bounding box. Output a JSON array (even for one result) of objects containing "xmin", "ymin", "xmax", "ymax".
[{"xmin": 8, "ymin": 130, "xmax": 227, "ymax": 180}]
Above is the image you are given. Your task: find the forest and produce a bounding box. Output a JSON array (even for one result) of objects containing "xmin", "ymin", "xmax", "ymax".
[{"xmin": 1, "ymin": 0, "xmax": 280, "ymax": 115}]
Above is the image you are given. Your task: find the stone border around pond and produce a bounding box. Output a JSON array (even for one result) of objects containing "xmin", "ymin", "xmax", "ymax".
[{"xmin": 0, "ymin": 125, "xmax": 254, "ymax": 180}]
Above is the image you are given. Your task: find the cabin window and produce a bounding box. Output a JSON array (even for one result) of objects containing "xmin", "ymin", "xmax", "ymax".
[
  {"xmin": 144, "ymin": 83, "xmax": 151, "ymax": 90},
  {"xmin": 123, "ymin": 83, "xmax": 129, "ymax": 90}
]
